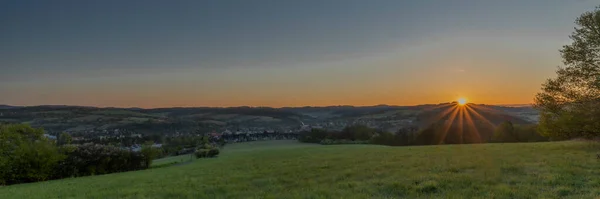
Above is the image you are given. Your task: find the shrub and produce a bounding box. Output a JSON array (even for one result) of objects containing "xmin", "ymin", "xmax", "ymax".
[
  {"xmin": 208, "ymin": 148, "xmax": 220, "ymax": 157},
  {"xmin": 140, "ymin": 142, "xmax": 162, "ymax": 168},
  {"xmin": 194, "ymin": 148, "xmax": 219, "ymax": 158},
  {"xmin": 195, "ymin": 149, "xmax": 210, "ymax": 158}
]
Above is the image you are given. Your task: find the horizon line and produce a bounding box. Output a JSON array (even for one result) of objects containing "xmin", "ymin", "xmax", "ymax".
[{"xmin": 0, "ymin": 102, "xmax": 534, "ymax": 109}]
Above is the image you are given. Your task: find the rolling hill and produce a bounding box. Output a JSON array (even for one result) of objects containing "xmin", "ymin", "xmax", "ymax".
[
  {"xmin": 416, "ymin": 103, "xmax": 532, "ymax": 128},
  {"xmin": 0, "ymin": 104, "xmax": 538, "ymax": 135},
  {"xmin": 412, "ymin": 103, "xmax": 536, "ymax": 143}
]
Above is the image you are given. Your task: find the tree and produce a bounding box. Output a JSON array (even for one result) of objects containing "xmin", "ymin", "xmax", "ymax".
[
  {"xmin": 513, "ymin": 124, "xmax": 547, "ymax": 142},
  {"xmin": 535, "ymin": 6, "xmax": 600, "ymax": 139},
  {"xmin": 140, "ymin": 141, "xmax": 160, "ymax": 168},
  {"xmin": 58, "ymin": 132, "xmax": 72, "ymax": 146},
  {"xmin": 413, "ymin": 124, "xmax": 439, "ymax": 145},
  {"xmin": 334, "ymin": 125, "xmax": 377, "ymax": 141},
  {"xmin": 492, "ymin": 121, "xmax": 517, "ymax": 142},
  {"xmin": 0, "ymin": 124, "xmax": 65, "ymax": 185},
  {"xmin": 370, "ymin": 130, "xmax": 416, "ymax": 146}
]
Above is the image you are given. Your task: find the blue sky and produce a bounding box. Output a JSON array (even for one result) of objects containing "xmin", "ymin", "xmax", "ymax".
[{"xmin": 1, "ymin": 0, "xmax": 598, "ymax": 107}]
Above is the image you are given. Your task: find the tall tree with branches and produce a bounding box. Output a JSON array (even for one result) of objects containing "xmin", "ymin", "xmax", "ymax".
[{"xmin": 535, "ymin": 6, "xmax": 600, "ymax": 139}]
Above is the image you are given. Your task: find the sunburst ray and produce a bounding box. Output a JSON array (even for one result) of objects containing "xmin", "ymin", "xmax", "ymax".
[
  {"xmin": 458, "ymin": 106, "xmax": 465, "ymax": 143},
  {"xmin": 463, "ymin": 107, "xmax": 483, "ymax": 143},
  {"xmin": 436, "ymin": 106, "xmax": 460, "ymax": 144},
  {"xmin": 465, "ymin": 105, "xmax": 496, "ymax": 129}
]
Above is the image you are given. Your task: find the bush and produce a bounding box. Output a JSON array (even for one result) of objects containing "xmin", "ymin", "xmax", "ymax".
[
  {"xmin": 194, "ymin": 141, "xmax": 220, "ymax": 159},
  {"xmin": 195, "ymin": 149, "xmax": 210, "ymax": 158},
  {"xmin": 208, "ymin": 148, "xmax": 220, "ymax": 157},
  {"xmin": 195, "ymin": 147, "xmax": 219, "ymax": 158}
]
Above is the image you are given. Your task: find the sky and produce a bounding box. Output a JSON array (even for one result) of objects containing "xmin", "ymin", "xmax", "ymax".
[{"xmin": 1, "ymin": 0, "xmax": 598, "ymax": 108}]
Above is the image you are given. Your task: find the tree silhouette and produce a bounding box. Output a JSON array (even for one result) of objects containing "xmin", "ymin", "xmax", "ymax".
[{"xmin": 535, "ymin": 6, "xmax": 600, "ymax": 139}]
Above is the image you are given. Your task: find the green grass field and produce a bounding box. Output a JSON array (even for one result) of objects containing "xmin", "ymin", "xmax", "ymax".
[
  {"xmin": 151, "ymin": 154, "xmax": 195, "ymax": 168},
  {"xmin": 2, "ymin": 140, "xmax": 600, "ymax": 198}
]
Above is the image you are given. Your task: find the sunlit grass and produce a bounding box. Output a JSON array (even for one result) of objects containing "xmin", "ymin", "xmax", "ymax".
[{"xmin": 2, "ymin": 140, "xmax": 600, "ymax": 198}]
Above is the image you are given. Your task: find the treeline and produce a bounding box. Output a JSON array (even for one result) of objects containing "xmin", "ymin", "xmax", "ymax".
[
  {"xmin": 162, "ymin": 135, "xmax": 225, "ymax": 156},
  {"xmin": 161, "ymin": 132, "xmax": 299, "ymax": 156},
  {"xmin": 298, "ymin": 125, "xmax": 417, "ymax": 146},
  {"xmin": 299, "ymin": 123, "xmax": 547, "ymax": 147},
  {"xmin": 76, "ymin": 133, "xmax": 164, "ymax": 146},
  {"xmin": 220, "ymin": 132, "xmax": 299, "ymax": 143},
  {"xmin": 0, "ymin": 124, "xmax": 160, "ymax": 185},
  {"xmin": 491, "ymin": 122, "xmax": 547, "ymax": 143},
  {"xmin": 410, "ymin": 122, "xmax": 546, "ymax": 145}
]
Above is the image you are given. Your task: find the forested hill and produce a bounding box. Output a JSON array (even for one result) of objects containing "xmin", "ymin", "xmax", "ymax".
[
  {"xmin": 416, "ymin": 103, "xmax": 533, "ymax": 128},
  {"xmin": 412, "ymin": 103, "xmax": 535, "ymax": 143},
  {"xmin": 0, "ymin": 106, "xmax": 307, "ymax": 134},
  {"xmin": 0, "ymin": 104, "xmax": 537, "ymax": 135}
]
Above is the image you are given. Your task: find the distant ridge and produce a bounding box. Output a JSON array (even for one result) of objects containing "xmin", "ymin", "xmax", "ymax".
[
  {"xmin": 494, "ymin": 104, "xmax": 533, "ymax": 108},
  {"xmin": 0, "ymin": 103, "xmax": 533, "ymax": 109},
  {"xmin": 0, "ymin": 105, "xmax": 19, "ymax": 109},
  {"xmin": 0, "ymin": 102, "xmax": 539, "ymax": 135}
]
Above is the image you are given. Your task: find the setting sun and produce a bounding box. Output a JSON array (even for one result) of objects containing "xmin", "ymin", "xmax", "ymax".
[{"xmin": 458, "ymin": 98, "xmax": 467, "ymax": 105}]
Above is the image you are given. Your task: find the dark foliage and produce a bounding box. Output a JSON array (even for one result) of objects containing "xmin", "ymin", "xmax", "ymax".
[
  {"xmin": 492, "ymin": 122, "xmax": 547, "ymax": 143},
  {"xmin": 194, "ymin": 148, "xmax": 220, "ymax": 158},
  {"xmin": 298, "ymin": 129, "xmax": 331, "ymax": 143},
  {"xmin": 370, "ymin": 131, "xmax": 417, "ymax": 146},
  {"xmin": 299, "ymin": 121, "xmax": 547, "ymax": 147},
  {"xmin": 412, "ymin": 121, "xmax": 547, "ymax": 145},
  {"xmin": 299, "ymin": 125, "xmax": 381, "ymax": 144},
  {"xmin": 194, "ymin": 142, "xmax": 220, "ymax": 158},
  {"xmin": 0, "ymin": 124, "xmax": 153, "ymax": 185},
  {"xmin": 0, "ymin": 124, "xmax": 65, "ymax": 185},
  {"xmin": 54, "ymin": 144, "xmax": 147, "ymax": 178},
  {"xmin": 535, "ymin": 6, "xmax": 600, "ymax": 139}
]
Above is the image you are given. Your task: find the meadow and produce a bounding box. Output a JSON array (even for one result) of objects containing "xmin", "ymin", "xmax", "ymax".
[
  {"xmin": 2, "ymin": 140, "xmax": 600, "ymax": 198},
  {"xmin": 151, "ymin": 154, "xmax": 195, "ymax": 168}
]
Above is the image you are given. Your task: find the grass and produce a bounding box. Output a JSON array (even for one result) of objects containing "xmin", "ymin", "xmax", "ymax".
[
  {"xmin": 2, "ymin": 140, "xmax": 600, "ymax": 198},
  {"xmin": 151, "ymin": 154, "xmax": 195, "ymax": 168}
]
